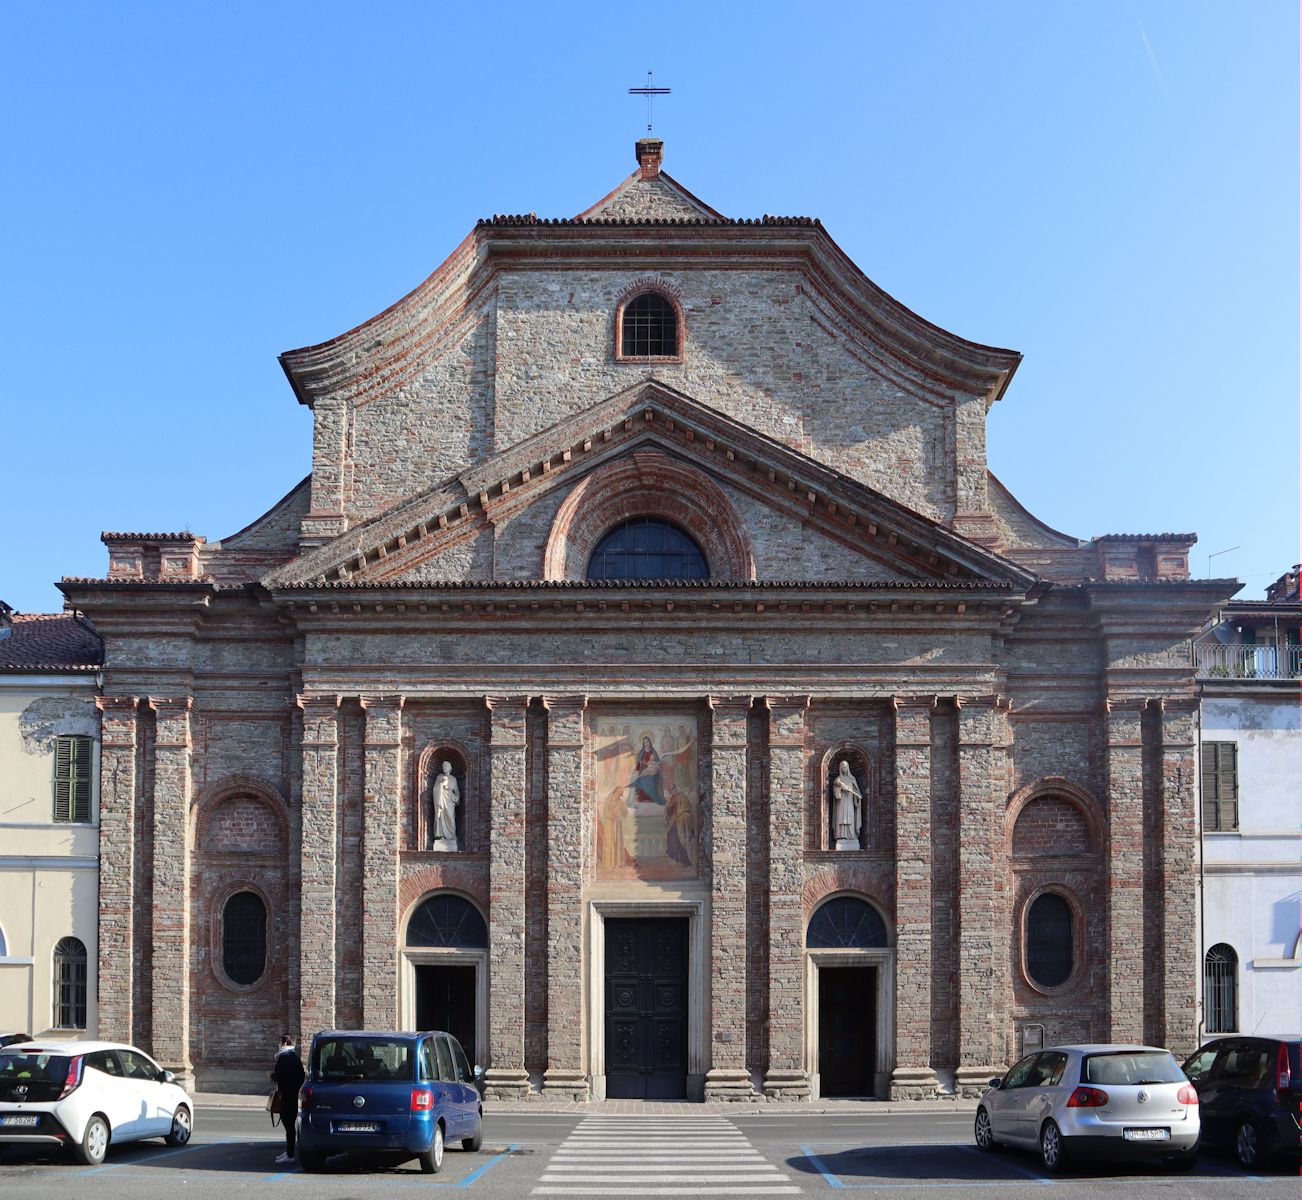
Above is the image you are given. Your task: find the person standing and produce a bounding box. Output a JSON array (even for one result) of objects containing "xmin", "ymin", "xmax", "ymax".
[{"xmin": 271, "ymin": 1034, "xmax": 306, "ymax": 1165}]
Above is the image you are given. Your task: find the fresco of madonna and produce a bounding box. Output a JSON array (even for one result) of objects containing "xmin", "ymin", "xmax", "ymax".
[{"xmin": 593, "ymin": 714, "xmax": 699, "ymax": 882}]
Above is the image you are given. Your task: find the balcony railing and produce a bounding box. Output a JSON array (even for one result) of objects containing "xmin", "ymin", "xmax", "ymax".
[{"xmin": 1194, "ymin": 643, "xmax": 1302, "ymax": 680}]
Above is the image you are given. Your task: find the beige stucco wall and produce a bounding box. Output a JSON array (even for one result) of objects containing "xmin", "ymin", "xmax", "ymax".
[{"xmin": 0, "ymin": 674, "xmax": 100, "ymax": 1038}]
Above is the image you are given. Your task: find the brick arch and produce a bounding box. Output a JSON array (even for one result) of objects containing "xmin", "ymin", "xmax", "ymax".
[
  {"xmin": 802, "ymin": 864, "xmax": 895, "ymax": 928},
  {"xmin": 191, "ymin": 774, "xmax": 289, "ymax": 856},
  {"xmin": 542, "ymin": 448, "xmax": 755, "ymax": 581},
  {"xmin": 399, "ymin": 864, "xmax": 489, "ymax": 919},
  {"xmin": 1006, "ymin": 776, "xmax": 1103, "ymax": 857}
]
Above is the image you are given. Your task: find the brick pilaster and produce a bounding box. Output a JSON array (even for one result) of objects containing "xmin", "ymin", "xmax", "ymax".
[
  {"xmin": 148, "ymin": 696, "xmax": 194, "ymax": 1084},
  {"xmin": 763, "ymin": 694, "xmax": 810, "ymax": 1100},
  {"xmin": 1105, "ymin": 698, "xmax": 1146, "ymax": 1044},
  {"xmin": 540, "ymin": 694, "xmax": 588, "ymax": 1099},
  {"xmin": 297, "ymin": 694, "xmax": 340, "ymax": 1044},
  {"xmin": 484, "ymin": 694, "xmax": 531, "ymax": 1098},
  {"xmin": 704, "ymin": 695, "xmax": 754, "ymax": 1101},
  {"xmin": 360, "ymin": 695, "xmax": 404, "ymax": 1029},
  {"xmin": 955, "ymin": 697, "xmax": 1005, "ymax": 1093},
  {"xmin": 891, "ymin": 697, "xmax": 940, "ymax": 1099},
  {"xmin": 95, "ymin": 697, "xmax": 139, "ymax": 1043},
  {"xmin": 1159, "ymin": 698, "xmax": 1199, "ymax": 1056}
]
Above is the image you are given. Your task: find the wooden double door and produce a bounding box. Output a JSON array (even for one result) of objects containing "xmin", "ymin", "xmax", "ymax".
[{"xmin": 604, "ymin": 918, "xmax": 688, "ymax": 1099}]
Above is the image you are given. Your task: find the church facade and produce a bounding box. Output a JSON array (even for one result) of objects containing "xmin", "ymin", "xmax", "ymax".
[{"xmin": 62, "ymin": 140, "xmax": 1233, "ymax": 1100}]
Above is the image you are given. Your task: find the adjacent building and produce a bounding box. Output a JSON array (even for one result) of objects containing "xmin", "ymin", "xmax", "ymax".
[
  {"xmin": 0, "ymin": 602, "xmax": 102, "ymax": 1039},
  {"xmin": 1195, "ymin": 565, "xmax": 1301, "ymax": 1039},
  {"xmin": 60, "ymin": 141, "xmax": 1234, "ymax": 1098}
]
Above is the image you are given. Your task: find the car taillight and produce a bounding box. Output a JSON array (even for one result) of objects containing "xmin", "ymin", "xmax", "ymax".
[
  {"xmin": 300, "ymin": 1086, "xmax": 313, "ymax": 1110},
  {"xmin": 56, "ymin": 1055, "xmax": 84, "ymax": 1100},
  {"xmin": 411, "ymin": 1088, "xmax": 433, "ymax": 1112},
  {"xmin": 1176, "ymin": 1084, "xmax": 1199, "ymax": 1105},
  {"xmin": 1067, "ymin": 1086, "xmax": 1109, "ymax": 1108},
  {"xmin": 1277, "ymin": 1043, "xmax": 1291, "ymax": 1092}
]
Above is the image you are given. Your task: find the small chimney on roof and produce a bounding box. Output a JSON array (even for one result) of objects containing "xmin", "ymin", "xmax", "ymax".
[
  {"xmin": 1265, "ymin": 564, "xmax": 1301, "ymax": 603},
  {"xmin": 635, "ymin": 138, "xmax": 664, "ymax": 180}
]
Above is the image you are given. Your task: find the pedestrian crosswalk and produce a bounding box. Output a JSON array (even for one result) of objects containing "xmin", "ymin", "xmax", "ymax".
[{"xmin": 533, "ymin": 1114, "xmax": 800, "ymax": 1195}]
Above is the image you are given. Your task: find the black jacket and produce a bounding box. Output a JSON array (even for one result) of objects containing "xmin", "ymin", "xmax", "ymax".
[{"xmin": 272, "ymin": 1048, "xmax": 306, "ymax": 1102}]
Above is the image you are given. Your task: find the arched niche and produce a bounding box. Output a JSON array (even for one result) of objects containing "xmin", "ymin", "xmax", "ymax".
[
  {"xmin": 819, "ymin": 744, "xmax": 874, "ymax": 850},
  {"xmin": 417, "ymin": 743, "xmax": 471, "ymax": 851}
]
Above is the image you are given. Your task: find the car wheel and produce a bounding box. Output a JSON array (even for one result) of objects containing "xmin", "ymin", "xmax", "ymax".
[
  {"xmin": 419, "ymin": 1122, "xmax": 445, "ymax": 1174},
  {"xmin": 1039, "ymin": 1120, "xmax": 1069, "ymax": 1174},
  {"xmin": 462, "ymin": 1108, "xmax": 483, "ymax": 1153},
  {"xmin": 974, "ymin": 1107, "xmax": 997, "ymax": 1151},
  {"xmin": 298, "ymin": 1149, "xmax": 327, "ymax": 1173},
  {"xmin": 165, "ymin": 1106, "xmax": 192, "ymax": 1146},
  {"xmin": 1234, "ymin": 1118, "xmax": 1262, "ymax": 1168},
  {"xmin": 75, "ymin": 1114, "xmax": 110, "ymax": 1166}
]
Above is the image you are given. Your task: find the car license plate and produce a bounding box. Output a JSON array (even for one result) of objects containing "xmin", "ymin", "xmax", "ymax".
[
  {"xmin": 0, "ymin": 1116, "xmax": 39, "ymax": 1127},
  {"xmin": 337, "ymin": 1121, "xmax": 379, "ymax": 1133},
  {"xmin": 1124, "ymin": 1128, "xmax": 1169, "ymax": 1141}
]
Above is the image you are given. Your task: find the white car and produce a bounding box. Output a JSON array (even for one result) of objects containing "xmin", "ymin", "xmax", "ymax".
[{"xmin": 0, "ymin": 1041, "xmax": 193, "ymax": 1165}]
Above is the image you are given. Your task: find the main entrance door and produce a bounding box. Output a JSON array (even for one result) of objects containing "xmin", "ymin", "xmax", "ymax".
[
  {"xmin": 604, "ymin": 918, "xmax": 688, "ymax": 1099},
  {"xmin": 415, "ymin": 964, "xmax": 477, "ymax": 1066},
  {"xmin": 818, "ymin": 965, "xmax": 876, "ymax": 1096}
]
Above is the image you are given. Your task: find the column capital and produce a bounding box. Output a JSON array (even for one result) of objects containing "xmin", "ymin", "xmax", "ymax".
[
  {"xmin": 708, "ymin": 694, "xmax": 752, "ymax": 747},
  {"xmin": 96, "ymin": 694, "xmax": 140, "ymax": 716},
  {"xmin": 149, "ymin": 696, "xmax": 193, "ymax": 748},
  {"xmin": 297, "ymin": 693, "xmax": 341, "ymax": 746},
  {"xmin": 542, "ymin": 694, "xmax": 586, "ymax": 747},
  {"xmin": 765, "ymin": 694, "xmax": 810, "ymax": 747},
  {"xmin": 358, "ymin": 693, "xmax": 405, "ymax": 712},
  {"xmin": 96, "ymin": 696, "xmax": 140, "ymax": 746},
  {"xmin": 361, "ymin": 695, "xmax": 404, "ymax": 746},
  {"xmin": 485, "ymin": 694, "xmax": 528, "ymax": 747}
]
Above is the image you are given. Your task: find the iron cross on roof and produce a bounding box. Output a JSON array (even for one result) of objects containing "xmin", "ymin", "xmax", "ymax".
[{"xmin": 629, "ymin": 71, "xmax": 671, "ymax": 134}]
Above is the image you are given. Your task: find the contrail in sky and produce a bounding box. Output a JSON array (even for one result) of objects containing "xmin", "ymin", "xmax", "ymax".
[{"xmin": 1139, "ymin": 20, "xmax": 1170, "ymax": 98}]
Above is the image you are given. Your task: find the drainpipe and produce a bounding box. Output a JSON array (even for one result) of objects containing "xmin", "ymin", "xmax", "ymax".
[{"xmin": 1195, "ymin": 697, "xmax": 1207, "ymax": 1045}]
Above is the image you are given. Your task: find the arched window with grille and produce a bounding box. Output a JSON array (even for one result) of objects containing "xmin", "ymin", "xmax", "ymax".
[
  {"xmin": 53, "ymin": 937, "xmax": 87, "ymax": 1029},
  {"xmin": 619, "ymin": 291, "xmax": 679, "ymax": 359},
  {"xmin": 1205, "ymin": 943, "xmax": 1238, "ymax": 1033},
  {"xmin": 806, "ymin": 896, "xmax": 888, "ymax": 948},
  {"xmin": 1025, "ymin": 892, "xmax": 1074, "ymax": 989},
  {"xmin": 406, "ymin": 893, "xmax": 488, "ymax": 948},
  {"xmin": 586, "ymin": 518, "xmax": 709, "ymax": 581},
  {"xmin": 222, "ymin": 891, "xmax": 267, "ymax": 986}
]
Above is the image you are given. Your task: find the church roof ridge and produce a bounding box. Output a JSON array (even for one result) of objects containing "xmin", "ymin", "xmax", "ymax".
[
  {"xmin": 477, "ymin": 215, "xmax": 819, "ymax": 227},
  {"xmin": 269, "ymin": 577, "xmax": 1021, "ymax": 592}
]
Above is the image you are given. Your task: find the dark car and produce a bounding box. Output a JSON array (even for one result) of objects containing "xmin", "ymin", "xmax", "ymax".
[
  {"xmin": 1183, "ymin": 1036, "xmax": 1302, "ymax": 1168},
  {"xmin": 296, "ymin": 1030, "xmax": 482, "ymax": 1174}
]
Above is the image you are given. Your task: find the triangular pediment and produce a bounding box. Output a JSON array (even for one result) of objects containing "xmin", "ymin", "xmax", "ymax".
[
  {"xmin": 264, "ymin": 382, "xmax": 1039, "ymax": 594},
  {"xmin": 576, "ymin": 170, "xmax": 725, "ymax": 223}
]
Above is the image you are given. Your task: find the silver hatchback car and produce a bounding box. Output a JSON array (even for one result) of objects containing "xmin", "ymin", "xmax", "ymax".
[{"xmin": 975, "ymin": 1044, "xmax": 1200, "ymax": 1173}]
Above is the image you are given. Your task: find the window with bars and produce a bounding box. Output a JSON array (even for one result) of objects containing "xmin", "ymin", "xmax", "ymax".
[
  {"xmin": 1204, "ymin": 943, "xmax": 1238, "ymax": 1033},
  {"xmin": 620, "ymin": 292, "xmax": 679, "ymax": 358},
  {"xmin": 587, "ymin": 518, "xmax": 708, "ymax": 580},
  {"xmin": 1025, "ymin": 892, "xmax": 1074, "ymax": 988},
  {"xmin": 406, "ymin": 893, "xmax": 488, "ymax": 948},
  {"xmin": 53, "ymin": 936, "xmax": 87, "ymax": 1029},
  {"xmin": 221, "ymin": 891, "xmax": 267, "ymax": 986},
  {"xmin": 53, "ymin": 735, "xmax": 93, "ymax": 823},
  {"xmin": 1201, "ymin": 741, "xmax": 1239, "ymax": 831},
  {"xmin": 806, "ymin": 897, "xmax": 888, "ymax": 948}
]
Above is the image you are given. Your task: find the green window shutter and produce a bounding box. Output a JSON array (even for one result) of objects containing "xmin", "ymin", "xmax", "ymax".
[
  {"xmin": 1218, "ymin": 742, "xmax": 1238, "ymax": 831},
  {"xmin": 1201, "ymin": 742, "xmax": 1219, "ymax": 830},
  {"xmin": 71, "ymin": 736, "xmax": 92, "ymax": 822},
  {"xmin": 53, "ymin": 736, "xmax": 73, "ymax": 822}
]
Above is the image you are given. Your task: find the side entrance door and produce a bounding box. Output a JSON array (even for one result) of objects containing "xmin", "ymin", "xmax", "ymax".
[{"xmin": 604, "ymin": 918, "xmax": 688, "ymax": 1099}]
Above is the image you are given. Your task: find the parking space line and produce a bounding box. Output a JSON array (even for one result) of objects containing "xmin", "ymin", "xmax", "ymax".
[
  {"xmin": 458, "ymin": 1144, "xmax": 518, "ymax": 1186},
  {"xmin": 798, "ymin": 1145, "xmax": 844, "ymax": 1188}
]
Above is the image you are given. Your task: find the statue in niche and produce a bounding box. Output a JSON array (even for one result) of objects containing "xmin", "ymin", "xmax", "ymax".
[
  {"xmin": 431, "ymin": 760, "xmax": 461, "ymax": 852},
  {"xmin": 831, "ymin": 759, "xmax": 863, "ymax": 851}
]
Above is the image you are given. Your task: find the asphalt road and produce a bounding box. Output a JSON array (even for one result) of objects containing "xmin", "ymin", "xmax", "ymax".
[{"xmin": 0, "ymin": 1106, "xmax": 1294, "ymax": 1198}]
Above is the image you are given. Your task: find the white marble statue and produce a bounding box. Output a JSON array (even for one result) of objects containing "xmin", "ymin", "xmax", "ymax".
[
  {"xmin": 432, "ymin": 760, "xmax": 460, "ymax": 852},
  {"xmin": 832, "ymin": 759, "xmax": 863, "ymax": 851}
]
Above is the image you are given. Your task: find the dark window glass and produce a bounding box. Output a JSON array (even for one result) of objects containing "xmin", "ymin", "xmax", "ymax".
[
  {"xmin": 1026, "ymin": 893, "xmax": 1073, "ymax": 988},
  {"xmin": 1082, "ymin": 1051, "xmax": 1183, "ymax": 1085},
  {"xmin": 53, "ymin": 735, "xmax": 93, "ymax": 823},
  {"xmin": 1201, "ymin": 742, "xmax": 1239, "ymax": 831},
  {"xmin": 450, "ymin": 1038, "xmax": 472, "ymax": 1082},
  {"xmin": 53, "ymin": 937, "xmax": 87, "ymax": 1029},
  {"xmin": 621, "ymin": 292, "xmax": 678, "ymax": 357},
  {"xmin": 435, "ymin": 1037, "xmax": 456, "ymax": 1082},
  {"xmin": 222, "ymin": 891, "xmax": 267, "ymax": 986},
  {"xmin": 1205, "ymin": 943, "xmax": 1238, "ymax": 1033},
  {"xmin": 586, "ymin": 518, "xmax": 709, "ymax": 581},
  {"xmin": 314, "ymin": 1037, "xmax": 414, "ymax": 1081},
  {"xmin": 406, "ymin": 894, "xmax": 488, "ymax": 948},
  {"xmin": 806, "ymin": 897, "xmax": 888, "ymax": 948}
]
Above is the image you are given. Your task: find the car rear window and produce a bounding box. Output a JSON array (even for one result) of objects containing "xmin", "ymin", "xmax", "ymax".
[
  {"xmin": 1082, "ymin": 1051, "xmax": 1183, "ymax": 1085},
  {"xmin": 313, "ymin": 1037, "xmax": 414, "ymax": 1083},
  {"xmin": 0, "ymin": 1052, "xmax": 72, "ymax": 1102}
]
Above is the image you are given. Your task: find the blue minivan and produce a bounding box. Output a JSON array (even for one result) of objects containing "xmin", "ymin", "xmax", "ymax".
[{"xmin": 297, "ymin": 1030, "xmax": 483, "ymax": 1174}]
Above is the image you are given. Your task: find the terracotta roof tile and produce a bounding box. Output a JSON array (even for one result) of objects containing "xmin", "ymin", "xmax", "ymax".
[
  {"xmin": 0, "ymin": 613, "xmax": 102, "ymax": 671},
  {"xmin": 100, "ymin": 531, "xmax": 201, "ymax": 542}
]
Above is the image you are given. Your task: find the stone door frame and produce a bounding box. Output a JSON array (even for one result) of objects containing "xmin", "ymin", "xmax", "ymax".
[
  {"xmin": 804, "ymin": 947, "xmax": 895, "ymax": 1099},
  {"xmin": 399, "ymin": 947, "xmax": 490, "ymax": 1068},
  {"xmin": 587, "ymin": 898, "xmax": 708, "ymax": 1100}
]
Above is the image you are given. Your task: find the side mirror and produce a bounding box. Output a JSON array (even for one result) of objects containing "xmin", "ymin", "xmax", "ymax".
[
  {"xmin": 158, "ymin": 1070, "xmax": 176, "ymax": 1084},
  {"xmin": 987, "ymin": 1077, "xmax": 1002, "ymax": 1090},
  {"xmin": 472, "ymin": 1065, "xmax": 485, "ymax": 1081}
]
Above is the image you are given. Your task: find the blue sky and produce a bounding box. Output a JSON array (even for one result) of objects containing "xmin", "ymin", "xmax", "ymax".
[{"xmin": 1, "ymin": 1, "xmax": 1296, "ymax": 611}]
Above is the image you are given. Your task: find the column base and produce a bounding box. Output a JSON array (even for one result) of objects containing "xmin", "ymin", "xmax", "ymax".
[
  {"xmin": 482, "ymin": 1067, "xmax": 531, "ymax": 1100},
  {"xmin": 889, "ymin": 1066, "xmax": 941, "ymax": 1101},
  {"xmin": 541, "ymin": 1069, "xmax": 589, "ymax": 1101},
  {"xmin": 704, "ymin": 1068, "xmax": 756, "ymax": 1101},
  {"xmin": 954, "ymin": 1065, "xmax": 1001, "ymax": 1098},
  {"xmin": 762, "ymin": 1068, "xmax": 810, "ymax": 1101}
]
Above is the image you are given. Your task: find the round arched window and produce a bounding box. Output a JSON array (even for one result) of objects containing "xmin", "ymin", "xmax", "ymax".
[
  {"xmin": 53, "ymin": 936, "xmax": 87, "ymax": 1029},
  {"xmin": 222, "ymin": 891, "xmax": 267, "ymax": 986},
  {"xmin": 586, "ymin": 518, "xmax": 709, "ymax": 581},
  {"xmin": 1025, "ymin": 892, "xmax": 1073, "ymax": 988},
  {"xmin": 1204, "ymin": 943, "xmax": 1238, "ymax": 1033},
  {"xmin": 807, "ymin": 897, "xmax": 888, "ymax": 948},
  {"xmin": 407, "ymin": 894, "xmax": 488, "ymax": 948},
  {"xmin": 620, "ymin": 292, "xmax": 678, "ymax": 358}
]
